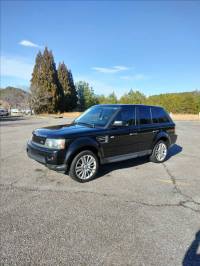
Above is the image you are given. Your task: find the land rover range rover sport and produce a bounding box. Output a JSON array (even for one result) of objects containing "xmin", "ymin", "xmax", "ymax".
[{"xmin": 27, "ymin": 104, "xmax": 177, "ymax": 182}]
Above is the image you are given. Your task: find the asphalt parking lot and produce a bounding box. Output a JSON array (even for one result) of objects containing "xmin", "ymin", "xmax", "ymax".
[{"xmin": 0, "ymin": 117, "xmax": 200, "ymax": 266}]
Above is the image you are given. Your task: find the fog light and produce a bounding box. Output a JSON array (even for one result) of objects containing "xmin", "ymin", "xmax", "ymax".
[{"xmin": 47, "ymin": 155, "xmax": 55, "ymax": 161}]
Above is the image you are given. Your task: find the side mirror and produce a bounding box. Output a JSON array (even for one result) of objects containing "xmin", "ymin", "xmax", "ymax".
[{"xmin": 112, "ymin": 120, "xmax": 124, "ymax": 127}]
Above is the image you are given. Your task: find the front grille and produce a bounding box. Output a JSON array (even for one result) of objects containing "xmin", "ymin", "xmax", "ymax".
[{"xmin": 32, "ymin": 134, "xmax": 46, "ymax": 145}]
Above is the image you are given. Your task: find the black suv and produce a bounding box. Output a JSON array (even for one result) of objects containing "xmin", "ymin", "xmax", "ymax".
[{"xmin": 27, "ymin": 104, "xmax": 177, "ymax": 182}]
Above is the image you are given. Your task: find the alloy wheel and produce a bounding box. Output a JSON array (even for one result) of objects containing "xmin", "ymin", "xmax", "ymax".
[
  {"xmin": 75, "ymin": 154, "xmax": 97, "ymax": 180},
  {"xmin": 155, "ymin": 142, "xmax": 167, "ymax": 161}
]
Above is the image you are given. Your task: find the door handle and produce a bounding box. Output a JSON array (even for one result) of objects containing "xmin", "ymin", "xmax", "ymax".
[
  {"xmin": 110, "ymin": 136, "xmax": 115, "ymax": 139},
  {"xmin": 152, "ymin": 130, "xmax": 159, "ymax": 133},
  {"xmin": 129, "ymin": 132, "xmax": 138, "ymax": 136}
]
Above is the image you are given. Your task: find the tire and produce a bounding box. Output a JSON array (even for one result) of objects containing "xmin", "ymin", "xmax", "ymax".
[
  {"xmin": 69, "ymin": 150, "xmax": 99, "ymax": 182},
  {"xmin": 149, "ymin": 140, "xmax": 168, "ymax": 163}
]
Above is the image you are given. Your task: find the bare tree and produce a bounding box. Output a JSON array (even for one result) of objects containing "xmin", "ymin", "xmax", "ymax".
[{"xmin": 29, "ymin": 86, "xmax": 52, "ymax": 114}]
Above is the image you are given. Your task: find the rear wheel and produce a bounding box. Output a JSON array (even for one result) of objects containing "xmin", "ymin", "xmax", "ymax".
[
  {"xmin": 69, "ymin": 150, "xmax": 99, "ymax": 182},
  {"xmin": 149, "ymin": 140, "xmax": 168, "ymax": 163}
]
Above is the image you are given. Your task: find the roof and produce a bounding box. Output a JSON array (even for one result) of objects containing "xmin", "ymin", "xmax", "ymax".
[{"xmin": 94, "ymin": 104, "xmax": 163, "ymax": 108}]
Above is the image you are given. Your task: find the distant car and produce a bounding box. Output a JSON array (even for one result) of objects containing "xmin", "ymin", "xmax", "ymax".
[
  {"xmin": 0, "ymin": 108, "xmax": 9, "ymax": 116},
  {"xmin": 24, "ymin": 109, "xmax": 31, "ymax": 115},
  {"xmin": 11, "ymin": 108, "xmax": 20, "ymax": 114},
  {"xmin": 27, "ymin": 104, "xmax": 177, "ymax": 182},
  {"xmin": 20, "ymin": 109, "xmax": 32, "ymax": 115}
]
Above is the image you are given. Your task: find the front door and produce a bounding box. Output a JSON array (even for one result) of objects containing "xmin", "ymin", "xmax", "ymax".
[{"xmin": 102, "ymin": 106, "xmax": 139, "ymax": 158}]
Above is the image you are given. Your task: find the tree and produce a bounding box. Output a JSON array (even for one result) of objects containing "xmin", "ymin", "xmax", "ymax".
[
  {"xmin": 68, "ymin": 70, "xmax": 78, "ymax": 110},
  {"xmin": 57, "ymin": 63, "xmax": 77, "ymax": 112},
  {"xmin": 30, "ymin": 51, "xmax": 43, "ymax": 113},
  {"xmin": 41, "ymin": 47, "xmax": 60, "ymax": 113},
  {"xmin": 146, "ymin": 91, "xmax": 200, "ymax": 113},
  {"xmin": 76, "ymin": 81, "xmax": 98, "ymax": 111},
  {"xmin": 97, "ymin": 94, "xmax": 107, "ymax": 104},
  {"xmin": 194, "ymin": 90, "xmax": 200, "ymax": 112},
  {"xmin": 106, "ymin": 92, "xmax": 118, "ymax": 104},
  {"xmin": 29, "ymin": 86, "xmax": 52, "ymax": 114},
  {"xmin": 30, "ymin": 51, "xmax": 43, "ymax": 84},
  {"xmin": 120, "ymin": 90, "xmax": 146, "ymax": 104},
  {"xmin": 30, "ymin": 47, "xmax": 59, "ymax": 113},
  {"xmin": 57, "ymin": 62, "xmax": 68, "ymax": 112}
]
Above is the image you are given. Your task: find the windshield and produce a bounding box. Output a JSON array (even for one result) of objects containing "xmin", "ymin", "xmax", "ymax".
[{"xmin": 74, "ymin": 106, "xmax": 119, "ymax": 127}]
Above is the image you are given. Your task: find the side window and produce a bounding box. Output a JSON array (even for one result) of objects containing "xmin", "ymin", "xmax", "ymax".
[
  {"xmin": 137, "ymin": 106, "xmax": 151, "ymax": 125},
  {"xmin": 114, "ymin": 107, "xmax": 135, "ymax": 126},
  {"xmin": 151, "ymin": 107, "xmax": 170, "ymax": 123}
]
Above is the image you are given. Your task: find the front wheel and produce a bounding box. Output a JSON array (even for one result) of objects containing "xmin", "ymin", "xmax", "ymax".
[
  {"xmin": 149, "ymin": 140, "xmax": 168, "ymax": 163},
  {"xmin": 69, "ymin": 150, "xmax": 99, "ymax": 182}
]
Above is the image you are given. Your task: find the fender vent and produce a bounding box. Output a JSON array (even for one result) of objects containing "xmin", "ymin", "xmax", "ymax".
[{"xmin": 96, "ymin": 135, "xmax": 109, "ymax": 143}]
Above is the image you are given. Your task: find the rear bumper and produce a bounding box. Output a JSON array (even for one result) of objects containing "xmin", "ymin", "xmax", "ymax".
[
  {"xmin": 26, "ymin": 140, "xmax": 67, "ymax": 172},
  {"xmin": 169, "ymin": 134, "xmax": 177, "ymax": 147}
]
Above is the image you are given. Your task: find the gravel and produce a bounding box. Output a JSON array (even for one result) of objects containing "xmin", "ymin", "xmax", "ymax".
[{"xmin": 0, "ymin": 117, "xmax": 200, "ymax": 265}]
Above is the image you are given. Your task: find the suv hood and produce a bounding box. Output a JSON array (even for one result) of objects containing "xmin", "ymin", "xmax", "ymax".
[{"xmin": 33, "ymin": 123, "xmax": 104, "ymax": 138}]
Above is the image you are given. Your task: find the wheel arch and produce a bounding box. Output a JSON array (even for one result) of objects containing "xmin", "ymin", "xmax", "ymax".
[
  {"xmin": 64, "ymin": 137, "xmax": 102, "ymax": 170},
  {"xmin": 152, "ymin": 132, "xmax": 170, "ymax": 149}
]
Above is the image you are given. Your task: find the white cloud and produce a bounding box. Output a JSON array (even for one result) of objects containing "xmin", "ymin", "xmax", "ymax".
[
  {"xmin": 0, "ymin": 55, "xmax": 33, "ymax": 80},
  {"xmin": 19, "ymin": 40, "xmax": 41, "ymax": 48},
  {"xmin": 120, "ymin": 74, "xmax": 149, "ymax": 81},
  {"xmin": 92, "ymin": 65, "xmax": 129, "ymax": 74},
  {"xmin": 113, "ymin": 65, "xmax": 129, "ymax": 71}
]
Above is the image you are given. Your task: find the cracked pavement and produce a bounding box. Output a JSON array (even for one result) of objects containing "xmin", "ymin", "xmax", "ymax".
[{"xmin": 0, "ymin": 117, "xmax": 200, "ymax": 265}]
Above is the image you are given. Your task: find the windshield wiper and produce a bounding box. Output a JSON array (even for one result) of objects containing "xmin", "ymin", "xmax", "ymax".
[{"xmin": 74, "ymin": 121, "xmax": 95, "ymax": 128}]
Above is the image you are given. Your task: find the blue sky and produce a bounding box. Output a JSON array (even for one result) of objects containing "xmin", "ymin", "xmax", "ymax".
[{"xmin": 1, "ymin": 0, "xmax": 200, "ymax": 96}]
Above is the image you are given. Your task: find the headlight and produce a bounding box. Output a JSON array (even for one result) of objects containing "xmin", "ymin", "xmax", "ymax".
[{"xmin": 45, "ymin": 138, "xmax": 65, "ymax": 149}]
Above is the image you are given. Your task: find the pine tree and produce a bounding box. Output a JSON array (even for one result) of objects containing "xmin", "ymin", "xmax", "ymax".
[
  {"xmin": 30, "ymin": 51, "xmax": 51, "ymax": 113},
  {"xmin": 57, "ymin": 63, "xmax": 77, "ymax": 111},
  {"xmin": 68, "ymin": 70, "xmax": 77, "ymax": 110},
  {"xmin": 30, "ymin": 48, "xmax": 60, "ymax": 113},
  {"xmin": 30, "ymin": 51, "xmax": 43, "ymax": 87},
  {"xmin": 57, "ymin": 62, "xmax": 68, "ymax": 112},
  {"xmin": 40, "ymin": 47, "xmax": 59, "ymax": 113}
]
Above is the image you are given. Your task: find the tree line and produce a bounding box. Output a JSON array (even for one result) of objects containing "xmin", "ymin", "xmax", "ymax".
[
  {"xmin": 102, "ymin": 90, "xmax": 200, "ymax": 114},
  {"xmin": 30, "ymin": 48, "xmax": 200, "ymax": 114}
]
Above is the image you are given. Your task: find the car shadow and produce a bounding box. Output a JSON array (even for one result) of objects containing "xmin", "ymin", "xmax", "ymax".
[
  {"xmin": 0, "ymin": 116, "xmax": 27, "ymax": 126},
  {"xmin": 0, "ymin": 115, "xmax": 26, "ymax": 122},
  {"xmin": 96, "ymin": 144, "xmax": 183, "ymax": 179},
  {"xmin": 96, "ymin": 156, "xmax": 150, "ymax": 178},
  {"xmin": 182, "ymin": 230, "xmax": 200, "ymax": 266},
  {"xmin": 166, "ymin": 144, "xmax": 183, "ymax": 160}
]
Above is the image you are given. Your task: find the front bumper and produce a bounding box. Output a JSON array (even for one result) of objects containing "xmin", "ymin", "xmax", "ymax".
[{"xmin": 26, "ymin": 140, "xmax": 67, "ymax": 172}]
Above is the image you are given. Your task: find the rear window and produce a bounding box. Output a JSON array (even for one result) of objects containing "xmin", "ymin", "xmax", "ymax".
[
  {"xmin": 137, "ymin": 106, "xmax": 151, "ymax": 125},
  {"xmin": 151, "ymin": 107, "xmax": 170, "ymax": 123}
]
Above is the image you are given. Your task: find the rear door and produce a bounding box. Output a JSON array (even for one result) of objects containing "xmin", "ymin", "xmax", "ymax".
[
  {"xmin": 136, "ymin": 106, "xmax": 155, "ymax": 151},
  {"xmin": 151, "ymin": 106, "xmax": 176, "ymax": 143}
]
